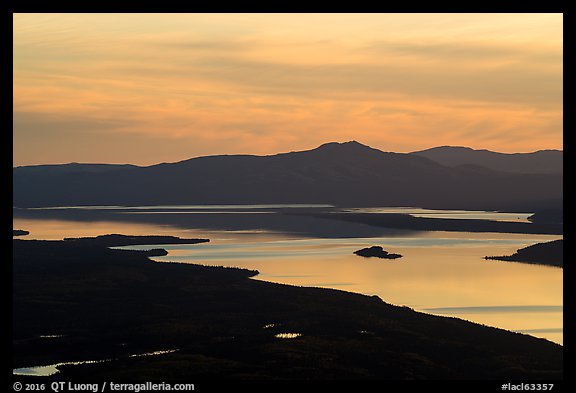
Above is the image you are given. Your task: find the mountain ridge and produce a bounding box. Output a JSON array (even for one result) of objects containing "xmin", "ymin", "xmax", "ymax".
[
  {"xmin": 414, "ymin": 145, "xmax": 563, "ymax": 154},
  {"xmin": 410, "ymin": 145, "xmax": 562, "ymax": 174},
  {"xmin": 13, "ymin": 142, "xmax": 562, "ymax": 211},
  {"xmin": 14, "ymin": 142, "xmax": 562, "ymax": 170}
]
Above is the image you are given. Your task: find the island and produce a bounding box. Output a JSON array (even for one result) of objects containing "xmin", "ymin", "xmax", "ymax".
[
  {"xmin": 62, "ymin": 233, "xmax": 209, "ymax": 247},
  {"xmin": 13, "ymin": 235, "xmax": 561, "ymax": 380},
  {"xmin": 484, "ymin": 239, "xmax": 563, "ymax": 268},
  {"xmin": 354, "ymin": 246, "xmax": 402, "ymax": 259},
  {"xmin": 299, "ymin": 212, "xmax": 563, "ymax": 235},
  {"xmin": 13, "ymin": 229, "xmax": 29, "ymax": 237}
]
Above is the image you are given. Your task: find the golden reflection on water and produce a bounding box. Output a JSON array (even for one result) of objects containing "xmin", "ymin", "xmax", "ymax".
[
  {"xmin": 12, "ymin": 217, "xmax": 216, "ymax": 240},
  {"xmin": 13, "ymin": 217, "xmax": 562, "ymax": 344},
  {"xmin": 167, "ymin": 236, "xmax": 562, "ymax": 344}
]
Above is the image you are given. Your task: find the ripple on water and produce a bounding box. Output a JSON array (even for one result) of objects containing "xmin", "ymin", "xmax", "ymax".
[{"xmin": 274, "ymin": 333, "xmax": 302, "ymax": 339}]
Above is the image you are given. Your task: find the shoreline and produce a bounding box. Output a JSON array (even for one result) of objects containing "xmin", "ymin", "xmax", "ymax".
[
  {"xmin": 298, "ymin": 212, "xmax": 563, "ymax": 235},
  {"xmin": 484, "ymin": 240, "xmax": 563, "ymax": 268},
  {"xmin": 12, "ymin": 207, "xmax": 563, "ymax": 241},
  {"xmin": 13, "ymin": 235, "xmax": 562, "ymax": 380}
]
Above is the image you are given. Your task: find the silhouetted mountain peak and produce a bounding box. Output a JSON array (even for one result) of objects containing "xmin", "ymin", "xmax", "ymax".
[
  {"xmin": 13, "ymin": 141, "xmax": 562, "ymax": 210},
  {"xmin": 411, "ymin": 145, "xmax": 562, "ymax": 174},
  {"xmin": 313, "ymin": 140, "xmax": 381, "ymax": 154},
  {"xmin": 418, "ymin": 146, "xmax": 477, "ymax": 153},
  {"xmin": 317, "ymin": 140, "xmax": 365, "ymax": 148}
]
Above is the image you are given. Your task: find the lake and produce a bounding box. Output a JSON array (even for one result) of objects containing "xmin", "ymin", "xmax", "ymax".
[{"xmin": 13, "ymin": 205, "xmax": 562, "ymax": 345}]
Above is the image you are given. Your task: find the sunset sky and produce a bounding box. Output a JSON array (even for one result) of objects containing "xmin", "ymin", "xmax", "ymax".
[{"xmin": 13, "ymin": 13, "xmax": 562, "ymax": 166}]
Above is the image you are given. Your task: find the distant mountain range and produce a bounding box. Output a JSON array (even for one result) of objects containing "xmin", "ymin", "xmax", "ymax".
[
  {"xmin": 14, "ymin": 163, "xmax": 140, "ymax": 175},
  {"xmin": 13, "ymin": 141, "xmax": 562, "ymax": 211},
  {"xmin": 411, "ymin": 146, "xmax": 562, "ymax": 174}
]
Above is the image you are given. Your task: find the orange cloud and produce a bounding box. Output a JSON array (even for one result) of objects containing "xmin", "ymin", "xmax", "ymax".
[{"xmin": 13, "ymin": 13, "xmax": 562, "ymax": 166}]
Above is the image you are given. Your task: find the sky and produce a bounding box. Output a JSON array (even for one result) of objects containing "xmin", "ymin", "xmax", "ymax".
[{"xmin": 13, "ymin": 13, "xmax": 563, "ymax": 166}]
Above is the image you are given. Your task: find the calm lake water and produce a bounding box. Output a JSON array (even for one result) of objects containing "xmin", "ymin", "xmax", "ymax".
[{"xmin": 13, "ymin": 205, "xmax": 562, "ymax": 345}]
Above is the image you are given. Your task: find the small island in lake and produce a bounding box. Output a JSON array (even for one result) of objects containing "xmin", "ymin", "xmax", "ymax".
[
  {"xmin": 484, "ymin": 239, "xmax": 563, "ymax": 268},
  {"xmin": 62, "ymin": 233, "xmax": 209, "ymax": 247},
  {"xmin": 354, "ymin": 246, "xmax": 402, "ymax": 259}
]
